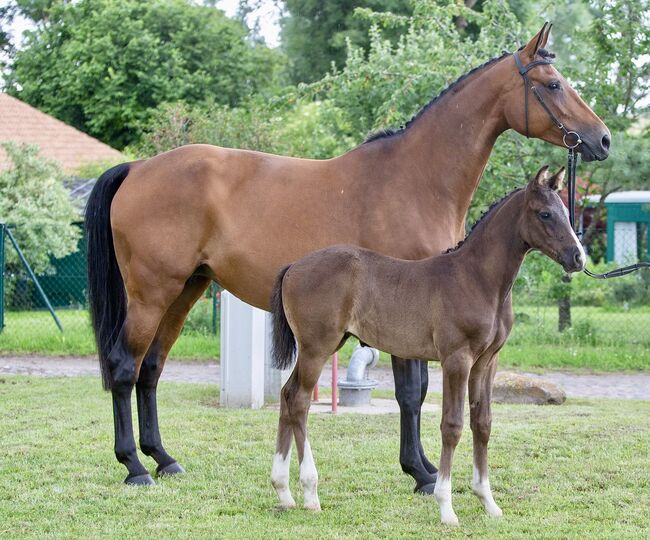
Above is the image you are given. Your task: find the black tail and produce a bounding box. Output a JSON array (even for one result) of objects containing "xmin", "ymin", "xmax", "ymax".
[
  {"xmin": 271, "ymin": 265, "xmax": 296, "ymax": 370},
  {"xmin": 85, "ymin": 163, "xmax": 131, "ymax": 390}
]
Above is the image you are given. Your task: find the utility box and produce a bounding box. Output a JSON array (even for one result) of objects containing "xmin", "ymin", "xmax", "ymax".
[{"xmin": 605, "ymin": 192, "xmax": 650, "ymax": 264}]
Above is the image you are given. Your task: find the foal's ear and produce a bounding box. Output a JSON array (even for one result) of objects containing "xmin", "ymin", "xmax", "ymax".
[
  {"xmin": 531, "ymin": 165, "xmax": 551, "ymax": 189},
  {"xmin": 547, "ymin": 167, "xmax": 565, "ymax": 192},
  {"xmin": 520, "ymin": 22, "xmax": 551, "ymax": 61}
]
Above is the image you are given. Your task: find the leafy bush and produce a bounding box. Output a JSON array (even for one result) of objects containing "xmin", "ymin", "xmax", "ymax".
[{"xmin": 0, "ymin": 142, "xmax": 80, "ymax": 274}]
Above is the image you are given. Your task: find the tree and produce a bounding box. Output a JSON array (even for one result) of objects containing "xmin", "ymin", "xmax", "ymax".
[
  {"xmin": 0, "ymin": 142, "xmax": 80, "ymax": 275},
  {"xmin": 279, "ymin": 0, "xmax": 412, "ymax": 83},
  {"xmin": 3, "ymin": 0, "xmax": 285, "ymax": 148}
]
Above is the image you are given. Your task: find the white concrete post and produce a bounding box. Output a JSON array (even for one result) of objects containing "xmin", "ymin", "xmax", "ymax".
[
  {"xmin": 220, "ymin": 291, "xmax": 293, "ymax": 408},
  {"xmin": 220, "ymin": 291, "xmax": 266, "ymax": 409}
]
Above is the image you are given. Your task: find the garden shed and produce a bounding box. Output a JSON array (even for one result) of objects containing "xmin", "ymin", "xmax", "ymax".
[{"xmin": 605, "ymin": 191, "xmax": 650, "ymax": 264}]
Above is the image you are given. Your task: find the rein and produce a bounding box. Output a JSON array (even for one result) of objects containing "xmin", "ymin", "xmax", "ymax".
[{"xmin": 513, "ymin": 51, "xmax": 650, "ymax": 279}]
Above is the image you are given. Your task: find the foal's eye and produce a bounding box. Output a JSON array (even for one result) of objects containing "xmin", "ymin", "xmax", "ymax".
[
  {"xmin": 539, "ymin": 211, "xmax": 551, "ymax": 220},
  {"xmin": 547, "ymin": 81, "xmax": 561, "ymax": 91}
]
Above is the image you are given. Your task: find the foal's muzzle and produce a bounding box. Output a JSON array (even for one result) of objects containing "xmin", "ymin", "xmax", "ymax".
[{"xmin": 560, "ymin": 245, "xmax": 585, "ymax": 273}]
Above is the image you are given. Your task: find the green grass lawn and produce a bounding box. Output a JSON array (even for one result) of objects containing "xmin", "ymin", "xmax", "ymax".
[
  {"xmin": 1, "ymin": 303, "xmax": 649, "ymax": 371},
  {"xmin": 0, "ymin": 376, "xmax": 648, "ymax": 539}
]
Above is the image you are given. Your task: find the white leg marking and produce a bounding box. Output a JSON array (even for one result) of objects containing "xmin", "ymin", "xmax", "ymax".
[
  {"xmin": 472, "ymin": 464, "xmax": 502, "ymax": 517},
  {"xmin": 299, "ymin": 440, "xmax": 320, "ymax": 511},
  {"xmin": 271, "ymin": 450, "xmax": 296, "ymax": 509},
  {"xmin": 434, "ymin": 475, "xmax": 458, "ymax": 525}
]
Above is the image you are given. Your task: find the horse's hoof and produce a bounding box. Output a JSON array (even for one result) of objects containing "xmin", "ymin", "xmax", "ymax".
[
  {"xmin": 414, "ymin": 480, "xmax": 436, "ymax": 495},
  {"xmin": 125, "ymin": 473, "xmax": 155, "ymax": 486},
  {"xmin": 156, "ymin": 461, "xmax": 185, "ymax": 477}
]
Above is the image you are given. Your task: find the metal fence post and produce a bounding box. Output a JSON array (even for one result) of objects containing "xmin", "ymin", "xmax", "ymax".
[
  {"xmin": 4, "ymin": 226, "xmax": 63, "ymax": 332},
  {"xmin": 0, "ymin": 224, "xmax": 5, "ymax": 333}
]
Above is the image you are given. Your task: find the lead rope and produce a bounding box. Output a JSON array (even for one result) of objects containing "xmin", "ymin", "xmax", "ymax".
[{"xmin": 566, "ymin": 147, "xmax": 650, "ymax": 279}]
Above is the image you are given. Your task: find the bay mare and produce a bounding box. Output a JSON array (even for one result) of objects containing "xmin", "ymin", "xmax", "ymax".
[
  {"xmin": 85, "ymin": 24, "xmax": 609, "ymax": 488},
  {"xmin": 270, "ymin": 166, "xmax": 585, "ymax": 524}
]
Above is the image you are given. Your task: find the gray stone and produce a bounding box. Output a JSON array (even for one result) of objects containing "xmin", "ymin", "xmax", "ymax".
[{"xmin": 492, "ymin": 372, "xmax": 566, "ymax": 405}]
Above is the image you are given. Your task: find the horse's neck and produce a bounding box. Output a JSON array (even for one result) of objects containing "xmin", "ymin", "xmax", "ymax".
[
  {"xmin": 457, "ymin": 193, "xmax": 528, "ymax": 302},
  {"xmin": 386, "ymin": 60, "xmax": 510, "ymax": 230}
]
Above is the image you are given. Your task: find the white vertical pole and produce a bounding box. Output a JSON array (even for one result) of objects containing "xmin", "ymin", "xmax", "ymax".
[{"xmin": 219, "ymin": 291, "xmax": 266, "ymax": 409}]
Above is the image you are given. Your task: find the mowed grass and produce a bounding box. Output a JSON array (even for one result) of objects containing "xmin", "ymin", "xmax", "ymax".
[
  {"xmin": 1, "ymin": 376, "xmax": 649, "ymax": 539},
  {"xmin": 0, "ymin": 310, "xmax": 216, "ymax": 359},
  {"xmin": 1, "ymin": 304, "xmax": 649, "ymax": 371}
]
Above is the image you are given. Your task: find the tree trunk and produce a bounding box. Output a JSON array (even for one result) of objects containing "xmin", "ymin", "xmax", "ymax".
[{"xmin": 558, "ymin": 273, "xmax": 572, "ymax": 331}]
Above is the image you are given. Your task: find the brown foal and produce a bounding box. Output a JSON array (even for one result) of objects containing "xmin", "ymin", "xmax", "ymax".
[
  {"xmin": 270, "ymin": 166, "xmax": 584, "ymax": 524},
  {"xmin": 86, "ymin": 23, "xmax": 609, "ymax": 487}
]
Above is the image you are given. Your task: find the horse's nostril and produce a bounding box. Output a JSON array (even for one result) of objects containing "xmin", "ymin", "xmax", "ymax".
[
  {"xmin": 601, "ymin": 134, "xmax": 611, "ymax": 151},
  {"xmin": 574, "ymin": 250, "xmax": 583, "ymax": 266}
]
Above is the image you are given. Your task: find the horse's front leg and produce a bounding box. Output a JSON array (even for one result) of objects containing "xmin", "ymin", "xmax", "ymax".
[
  {"xmin": 469, "ymin": 356, "xmax": 502, "ymax": 517},
  {"xmin": 392, "ymin": 356, "xmax": 437, "ymax": 494},
  {"xmin": 434, "ymin": 352, "xmax": 471, "ymax": 525}
]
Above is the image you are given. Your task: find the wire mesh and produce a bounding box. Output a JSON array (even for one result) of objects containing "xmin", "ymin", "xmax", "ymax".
[{"xmin": 0, "ymin": 223, "xmax": 647, "ymax": 363}]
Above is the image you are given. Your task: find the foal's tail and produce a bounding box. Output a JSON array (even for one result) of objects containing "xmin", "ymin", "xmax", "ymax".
[
  {"xmin": 85, "ymin": 163, "xmax": 131, "ymax": 390},
  {"xmin": 271, "ymin": 265, "xmax": 296, "ymax": 370}
]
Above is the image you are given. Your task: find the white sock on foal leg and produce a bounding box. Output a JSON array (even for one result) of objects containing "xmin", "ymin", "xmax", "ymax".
[
  {"xmin": 471, "ymin": 464, "xmax": 502, "ymax": 517},
  {"xmin": 271, "ymin": 449, "xmax": 296, "ymax": 509},
  {"xmin": 434, "ymin": 475, "xmax": 458, "ymax": 525},
  {"xmin": 300, "ymin": 440, "xmax": 320, "ymax": 511}
]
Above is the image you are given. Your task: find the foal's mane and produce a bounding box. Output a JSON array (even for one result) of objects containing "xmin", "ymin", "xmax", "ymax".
[
  {"xmin": 444, "ymin": 187, "xmax": 524, "ymax": 254},
  {"xmin": 363, "ymin": 47, "xmax": 556, "ymax": 145}
]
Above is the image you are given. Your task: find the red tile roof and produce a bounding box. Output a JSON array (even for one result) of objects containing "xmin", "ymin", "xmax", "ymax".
[{"xmin": 0, "ymin": 93, "xmax": 124, "ymax": 174}]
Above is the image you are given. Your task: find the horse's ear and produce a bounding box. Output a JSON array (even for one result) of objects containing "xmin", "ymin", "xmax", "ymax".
[
  {"xmin": 521, "ymin": 22, "xmax": 550, "ymax": 61},
  {"xmin": 530, "ymin": 165, "xmax": 551, "ymax": 189},
  {"xmin": 547, "ymin": 167, "xmax": 565, "ymax": 192}
]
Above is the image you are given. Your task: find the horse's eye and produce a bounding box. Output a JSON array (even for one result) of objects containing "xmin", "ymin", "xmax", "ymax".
[
  {"xmin": 547, "ymin": 81, "xmax": 561, "ymax": 91},
  {"xmin": 539, "ymin": 211, "xmax": 551, "ymax": 220}
]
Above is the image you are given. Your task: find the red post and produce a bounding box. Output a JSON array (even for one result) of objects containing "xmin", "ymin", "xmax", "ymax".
[
  {"xmin": 331, "ymin": 353, "xmax": 338, "ymax": 414},
  {"xmin": 313, "ymin": 384, "xmax": 319, "ymax": 402}
]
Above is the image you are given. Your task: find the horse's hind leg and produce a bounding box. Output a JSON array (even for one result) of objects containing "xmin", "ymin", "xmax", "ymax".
[
  {"xmin": 109, "ymin": 298, "xmax": 172, "ymax": 485},
  {"xmin": 272, "ymin": 369, "xmax": 298, "ymax": 510},
  {"xmin": 136, "ymin": 275, "xmax": 211, "ymax": 477},
  {"xmin": 291, "ymin": 347, "xmax": 331, "ymax": 511},
  {"xmin": 469, "ymin": 355, "xmax": 502, "ymax": 517}
]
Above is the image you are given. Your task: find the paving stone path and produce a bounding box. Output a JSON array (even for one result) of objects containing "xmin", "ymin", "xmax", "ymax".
[{"xmin": 1, "ymin": 355, "xmax": 648, "ymax": 400}]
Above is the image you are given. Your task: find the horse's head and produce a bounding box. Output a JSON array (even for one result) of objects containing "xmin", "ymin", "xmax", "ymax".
[
  {"xmin": 520, "ymin": 165, "xmax": 585, "ymax": 273},
  {"xmin": 502, "ymin": 23, "xmax": 611, "ymax": 162}
]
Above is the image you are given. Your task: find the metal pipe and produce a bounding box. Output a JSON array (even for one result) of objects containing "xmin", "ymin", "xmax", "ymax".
[{"xmin": 346, "ymin": 345, "xmax": 379, "ymax": 382}]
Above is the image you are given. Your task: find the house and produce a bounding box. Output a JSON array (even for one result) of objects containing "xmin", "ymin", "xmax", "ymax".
[
  {"xmin": 0, "ymin": 92, "xmax": 123, "ymax": 174},
  {"xmin": 0, "ymin": 93, "xmax": 124, "ymax": 309}
]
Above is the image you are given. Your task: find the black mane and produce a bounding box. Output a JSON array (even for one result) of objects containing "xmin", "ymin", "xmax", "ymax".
[
  {"xmin": 363, "ymin": 45, "xmax": 556, "ymax": 145},
  {"xmin": 444, "ymin": 187, "xmax": 524, "ymax": 254},
  {"xmin": 363, "ymin": 50, "xmax": 511, "ymax": 144}
]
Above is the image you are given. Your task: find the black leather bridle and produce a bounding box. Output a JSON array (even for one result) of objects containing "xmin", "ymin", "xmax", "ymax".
[{"xmin": 513, "ymin": 50, "xmax": 650, "ymax": 279}]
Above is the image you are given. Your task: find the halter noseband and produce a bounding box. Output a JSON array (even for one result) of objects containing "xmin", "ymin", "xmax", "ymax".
[{"xmin": 513, "ymin": 50, "xmax": 650, "ymax": 279}]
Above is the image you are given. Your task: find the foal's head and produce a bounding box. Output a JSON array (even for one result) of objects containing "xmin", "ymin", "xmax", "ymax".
[{"xmin": 519, "ymin": 166, "xmax": 586, "ymax": 273}]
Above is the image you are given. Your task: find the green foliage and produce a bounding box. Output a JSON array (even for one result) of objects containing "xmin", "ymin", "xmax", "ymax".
[
  {"xmin": 280, "ymin": 0, "xmax": 413, "ymax": 83},
  {"xmin": 0, "ymin": 142, "xmax": 80, "ymax": 274},
  {"xmin": 4, "ymin": 0, "xmax": 285, "ymax": 149},
  {"xmin": 135, "ymin": 97, "xmax": 354, "ymax": 160}
]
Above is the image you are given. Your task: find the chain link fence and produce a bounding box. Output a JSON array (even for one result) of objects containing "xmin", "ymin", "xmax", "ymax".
[
  {"xmin": 0, "ymin": 221, "xmax": 648, "ymax": 365},
  {"xmin": 0, "ymin": 223, "xmax": 220, "ymax": 357}
]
